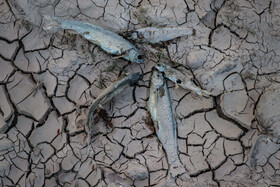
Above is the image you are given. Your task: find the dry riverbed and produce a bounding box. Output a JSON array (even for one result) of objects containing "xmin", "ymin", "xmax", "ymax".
[{"xmin": 0, "ymin": 0, "xmax": 280, "ymax": 186}]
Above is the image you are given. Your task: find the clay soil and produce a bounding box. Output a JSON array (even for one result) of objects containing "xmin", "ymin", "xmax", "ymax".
[{"xmin": 0, "ymin": 0, "xmax": 280, "ymax": 186}]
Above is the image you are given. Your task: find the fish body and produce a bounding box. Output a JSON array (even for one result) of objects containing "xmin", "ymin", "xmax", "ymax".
[
  {"xmin": 42, "ymin": 15, "xmax": 143, "ymax": 63},
  {"xmin": 87, "ymin": 73, "xmax": 142, "ymax": 133},
  {"xmin": 155, "ymin": 63, "xmax": 211, "ymax": 97},
  {"xmin": 124, "ymin": 27, "xmax": 194, "ymax": 44},
  {"xmin": 148, "ymin": 70, "xmax": 188, "ymax": 180}
]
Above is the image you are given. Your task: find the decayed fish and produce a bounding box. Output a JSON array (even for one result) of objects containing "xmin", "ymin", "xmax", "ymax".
[
  {"xmin": 42, "ymin": 15, "xmax": 144, "ymax": 63},
  {"xmin": 148, "ymin": 70, "xmax": 189, "ymax": 182},
  {"xmin": 155, "ymin": 63, "xmax": 211, "ymax": 97},
  {"xmin": 87, "ymin": 73, "xmax": 142, "ymax": 134},
  {"xmin": 124, "ymin": 27, "xmax": 194, "ymax": 44}
]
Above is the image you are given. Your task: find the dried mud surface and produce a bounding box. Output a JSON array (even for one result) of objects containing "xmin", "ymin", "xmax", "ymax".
[{"xmin": 0, "ymin": 0, "xmax": 280, "ymax": 186}]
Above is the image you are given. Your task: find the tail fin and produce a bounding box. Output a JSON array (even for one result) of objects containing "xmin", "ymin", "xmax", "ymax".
[
  {"xmin": 201, "ymin": 89, "xmax": 212, "ymax": 97},
  {"xmin": 42, "ymin": 15, "xmax": 61, "ymax": 32},
  {"xmin": 169, "ymin": 159, "xmax": 189, "ymax": 179}
]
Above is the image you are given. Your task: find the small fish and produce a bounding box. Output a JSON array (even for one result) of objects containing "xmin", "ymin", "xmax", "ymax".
[
  {"xmin": 154, "ymin": 63, "xmax": 211, "ymax": 97},
  {"xmin": 148, "ymin": 70, "xmax": 189, "ymax": 181},
  {"xmin": 87, "ymin": 73, "xmax": 142, "ymax": 135},
  {"xmin": 42, "ymin": 15, "xmax": 144, "ymax": 63},
  {"xmin": 124, "ymin": 27, "xmax": 194, "ymax": 44}
]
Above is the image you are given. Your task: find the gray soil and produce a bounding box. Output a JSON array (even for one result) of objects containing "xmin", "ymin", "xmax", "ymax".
[{"xmin": 0, "ymin": 0, "xmax": 280, "ymax": 186}]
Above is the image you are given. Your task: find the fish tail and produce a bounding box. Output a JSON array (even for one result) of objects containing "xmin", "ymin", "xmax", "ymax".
[
  {"xmin": 42, "ymin": 15, "xmax": 61, "ymax": 32},
  {"xmin": 193, "ymin": 89, "xmax": 211, "ymax": 97},
  {"xmin": 186, "ymin": 81, "xmax": 211, "ymax": 97},
  {"xmin": 169, "ymin": 159, "xmax": 189, "ymax": 179},
  {"xmin": 201, "ymin": 89, "xmax": 212, "ymax": 97}
]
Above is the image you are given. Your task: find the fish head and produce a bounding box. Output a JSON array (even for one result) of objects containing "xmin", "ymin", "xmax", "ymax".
[
  {"xmin": 125, "ymin": 49, "xmax": 144, "ymax": 63},
  {"xmin": 151, "ymin": 70, "xmax": 164, "ymax": 89}
]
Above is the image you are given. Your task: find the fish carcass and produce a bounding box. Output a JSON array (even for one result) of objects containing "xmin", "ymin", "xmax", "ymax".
[
  {"xmin": 42, "ymin": 15, "xmax": 144, "ymax": 63},
  {"xmin": 155, "ymin": 63, "xmax": 211, "ymax": 97},
  {"xmin": 148, "ymin": 70, "xmax": 189, "ymax": 181},
  {"xmin": 87, "ymin": 73, "xmax": 142, "ymax": 135}
]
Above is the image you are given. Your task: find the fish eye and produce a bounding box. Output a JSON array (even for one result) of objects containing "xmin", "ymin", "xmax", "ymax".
[
  {"xmin": 137, "ymin": 55, "xmax": 144, "ymax": 60},
  {"xmin": 176, "ymin": 79, "xmax": 182, "ymax": 84}
]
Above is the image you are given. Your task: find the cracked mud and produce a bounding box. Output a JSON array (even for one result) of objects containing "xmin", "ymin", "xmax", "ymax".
[{"xmin": 0, "ymin": 0, "xmax": 280, "ymax": 186}]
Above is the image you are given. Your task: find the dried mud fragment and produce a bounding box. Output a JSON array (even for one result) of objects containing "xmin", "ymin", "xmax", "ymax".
[
  {"xmin": 0, "ymin": 86, "xmax": 14, "ymax": 132},
  {"xmin": 0, "ymin": 40, "xmax": 19, "ymax": 60},
  {"xmin": 29, "ymin": 112, "xmax": 63, "ymax": 146},
  {"xmin": 250, "ymin": 135, "xmax": 280, "ymax": 167},
  {"xmin": 7, "ymin": 72, "xmax": 49, "ymax": 121},
  {"xmin": 256, "ymin": 87, "xmax": 280, "ymax": 125},
  {"xmin": 206, "ymin": 110, "xmax": 243, "ymax": 139},
  {"xmin": 219, "ymin": 90, "xmax": 254, "ymax": 129}
]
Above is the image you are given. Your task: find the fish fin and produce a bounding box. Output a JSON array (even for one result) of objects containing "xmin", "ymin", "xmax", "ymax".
[
  {"xmin": 154, "ymin": 121, "xmax": 159, "ymax": 132},
  {"xmin": 112, "ymin": 53, "xmax": 127, "ymax": 59},
  {"xmin": 175, "ymin": 84, "xmax": 179, "ymax": 89},
  {"xmin": 201, "ymin": 90, "xmax": 212, "ymax": 98},
  {"xmin": 191, "ymin": 89, "xmax": 211, "ymax": 99},
  {"xmin": 98, "ymin": 104, "xmax": 104, "ymax": 110},
  {"xmin": 145, "ymin": 112, "xmax": 156, "ymax": 132},
  {"xmin": 123, "ymin": 72, "xmax": 130, "ymax": 76},
  {"xmin": 112, "ymin": 50, "xmax": 128, "ymax": 59},
  {"xmin": 190, "ymin": 92, "xmax": 199, "ymax": 100}
]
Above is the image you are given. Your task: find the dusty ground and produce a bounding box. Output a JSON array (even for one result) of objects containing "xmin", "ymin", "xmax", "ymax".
[{"xmin": 0, "ymin": 0, "xmax": 280, "ymax": 186}]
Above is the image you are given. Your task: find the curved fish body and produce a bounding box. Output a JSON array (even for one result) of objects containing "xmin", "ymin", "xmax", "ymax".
[
  {"xmin": 148, "ymin": 70, "xmax": 189, "ymax": 180},
  {"xmin": 42, "ymin": 15, "xmax": 143, "ymax": 63},
  {"xmin": 87, "ymin": 73, "xmax": 142, "ymax": 133},
  {"xmin": 124, "ymin": 27, "xmax": 194, "ymax": 44},
  {"xmin": 155, "ymin": 63, "xmax": 211, "ymax": 97}
]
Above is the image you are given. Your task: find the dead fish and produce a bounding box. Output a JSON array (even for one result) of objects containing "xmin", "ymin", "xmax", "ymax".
[
  {"xmin": 148, "ymin": 70, "xmax": 189, "ymax": 180},
  {"xmin": 154, "ymin": 63, "xmax": 211, "ymax": 97},
  {"xmin": 42, "ymin": 15, "xmax": 144, "ymax": 63},
  {"xmin": 124, "ymin": 27, "xmax": 194, "ymax": 44},
  {"xmin": 87, "ymin": 73, "xmax": 142, "ymax": 135}
]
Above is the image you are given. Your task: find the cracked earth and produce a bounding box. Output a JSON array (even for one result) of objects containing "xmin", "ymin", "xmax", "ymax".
[{"xmin": 0, "ymin": 0, "xmax": 280, "ymax": 186}]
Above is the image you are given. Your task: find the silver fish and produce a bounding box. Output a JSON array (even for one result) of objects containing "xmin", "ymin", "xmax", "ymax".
[
  {"xmin": 154, "ymin": 63, "xmax": 211, "ymax": 97},
  {"xmin": 42, "ymin": 15, "xmax": 144, "ymax": 63},
  {"xmin": 148, "ymin": 70, "xmax": 189, "ymax": 181},
  {"xmin": 124, "ymin": 27, "xmax": 194, "ymax": 44},
  {"xmin": 87, "ymin": 73, "xmax": 142, "ymax": 134}
]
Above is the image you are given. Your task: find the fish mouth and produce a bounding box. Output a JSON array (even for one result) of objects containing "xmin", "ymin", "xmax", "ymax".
[{"xmin": 135, "ymin": 54, "xmax": 144, "ymax": 63}]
